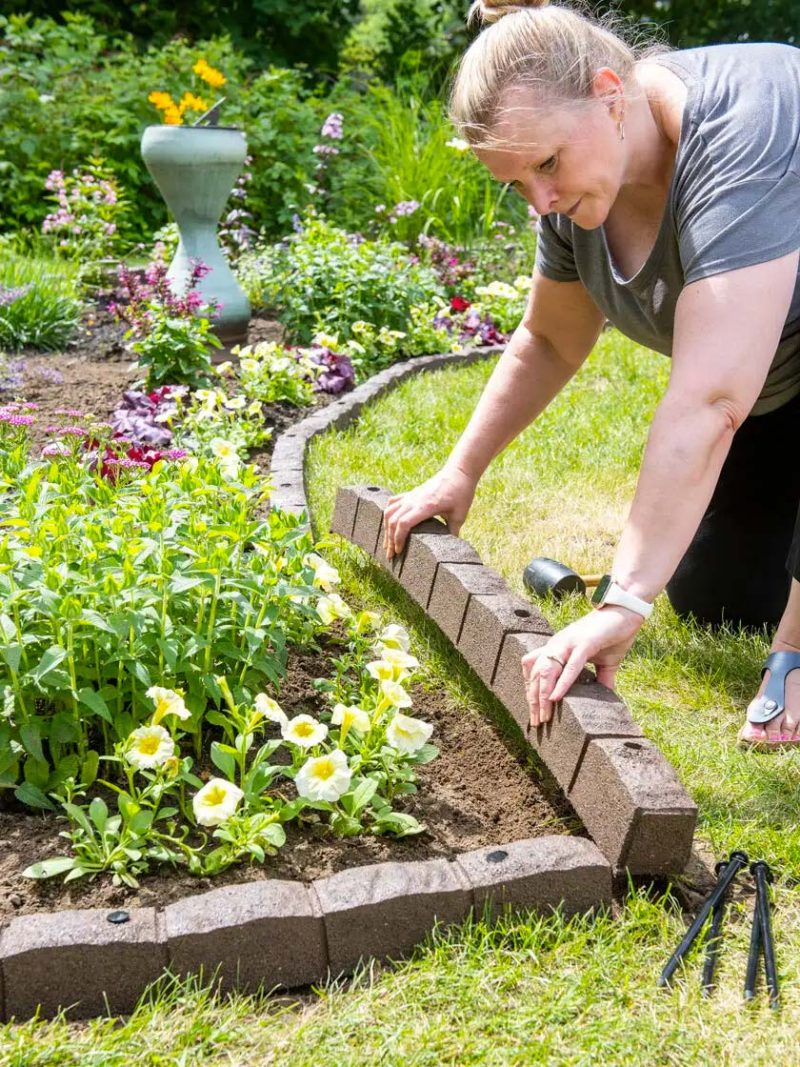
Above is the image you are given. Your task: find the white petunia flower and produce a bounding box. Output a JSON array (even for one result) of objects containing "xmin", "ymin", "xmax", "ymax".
[
  {"xmin": 295, "ymin": 749, "xmax": 351, "ymax": 802},
  {"xmin": 146, "ymin": 685, "xmax": 190, "ymax": 724},
  {"xmin": 282, "ymin": 714, "xmax": 328, "ymax": 749},
  {"xmin": 126, "ymin": 724, "xmax": 175, "ymax": 770},
  {"xmin": 303, "ymin": 552, "xmax": 340, "ymax": 592},
  {"xmin": 386, "ymin": 713, "xmax": 433, "ymax": 754},
  {"xmin": 254, "ymin": 693, "xmax": 288, "ymax": 725},
  {"xmin": 192, "ymin": 777, "xmax": 244, "ymax": 826},
  {"xmin": 380, "ymin": 648, "xmax": 420, "ymax": 674},
  {"xmin": 332, "ymin": 703, "xmax": 371, "ymax": 738},
  {"xmin": 210, "ymin": 437, "xmax": 241, "ymax": 478},
  {"xmin": 376, "ymin": 624, "xmax": 410, "ymax": 651},
  {"xmin": 366, "ymin": 659, "xmax": 395, "ymax": 682},
  {"xmin": 380, "ymin": 679, "xmax": 413, "ymax": 709},
  {"xmin": 239, "ymin": 357, "xmax": 259, "ymax": 374},
  {"xmin": 316, "ymin": 593, "xmax": 352, "ymax": 625},
  {"xmin": 223, "ymin": 395, "xmax": 247, "ymax": 410}
]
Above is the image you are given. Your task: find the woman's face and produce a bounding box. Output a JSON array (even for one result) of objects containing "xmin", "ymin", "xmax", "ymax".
[{"xmin": 474, "ymin": 84, "xmax": 625, "ymax": 228}]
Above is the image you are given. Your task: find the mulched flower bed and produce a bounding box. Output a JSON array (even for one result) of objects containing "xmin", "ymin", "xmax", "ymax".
[{"xmin": 0, "ymin": 306, "xmax": 580, "ymax": 920}]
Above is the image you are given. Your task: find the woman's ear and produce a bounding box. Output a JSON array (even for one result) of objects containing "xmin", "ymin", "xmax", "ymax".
[{"xmin": 591, "ymin": 66, "xmax": 625, "ymax": 117}]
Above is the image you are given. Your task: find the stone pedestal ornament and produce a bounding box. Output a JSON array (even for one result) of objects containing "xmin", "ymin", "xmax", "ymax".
[{"xmin": 140, "ymin": 124, "xmax": 251, "ymax": 347}]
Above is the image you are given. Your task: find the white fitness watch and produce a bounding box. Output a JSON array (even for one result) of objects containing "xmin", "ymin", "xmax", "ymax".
[{"xmin": 591, "ymin": 575, "xmax": 654, "ymax": 620}]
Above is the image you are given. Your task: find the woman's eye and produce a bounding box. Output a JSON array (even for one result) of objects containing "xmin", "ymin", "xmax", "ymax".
[{"xmin": 538, "ymin": 156, "xmax": 557, "ymax": 173}]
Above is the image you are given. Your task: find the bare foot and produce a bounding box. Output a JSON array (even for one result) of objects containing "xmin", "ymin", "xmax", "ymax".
[{"xmin": 739, "ymin": 638, "xmax": 800, "ymax": 746}]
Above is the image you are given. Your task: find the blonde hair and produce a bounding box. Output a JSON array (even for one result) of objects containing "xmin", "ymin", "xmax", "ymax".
[{"xmin": 452, "ymin": 0, "xmax": 659, "ymax": 148}]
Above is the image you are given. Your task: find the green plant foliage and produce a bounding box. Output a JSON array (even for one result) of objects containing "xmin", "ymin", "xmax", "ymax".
[
  {"xmin": 0, "ymin": 251, "xmax": 82, "ymax": 351},
  {"xmin": 0, "ymin": 0, "xmax": 361, "ymax": 70},
  {"xmin": 614, "ymin": 0, "xmax": 797, "ymax": 47},
  {"xmin": 0, "ymin": 15, "xmax": 321, "ymax": 243},
  {"xmin": 237, "ymin": 214, "xmax": 445, "ymax": 343}
]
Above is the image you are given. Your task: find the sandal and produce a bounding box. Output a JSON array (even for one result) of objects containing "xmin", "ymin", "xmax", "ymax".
[{"xmin": 738, "ymin": 651, "xmax": 800, "ymax": 750}]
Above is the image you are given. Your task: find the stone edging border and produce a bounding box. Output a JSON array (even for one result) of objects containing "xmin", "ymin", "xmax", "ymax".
[{"xmin": 0, "ymin": 347, "xmax": 619, "ymax": 1023}]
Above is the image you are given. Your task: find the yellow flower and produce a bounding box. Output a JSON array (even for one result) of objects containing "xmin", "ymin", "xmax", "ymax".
[
  {"xmin": 331, "ymin": 703, "xmax": 370, "ymax": 745},
  {"xmin": 179, "ymin": 92, "xmax": 209, "ymax": 115},
  {"xmin": 193, "ymin": 57, "xmax": 226, "ymax": 88},
  {"xmin": 281, "ymin": 714, "xmax": 328, "ymax": 749},
  {"xmin": 380, "ymin": 679, "xmax": 413, "ymax": 709},
  {"xmin": 295, "ymin": 750, "xmax": 351, "ymax": 802},
  {"xmin": 193, "ymin": 778, "xmax": 243, "ymax": 826},
  {"xmin": 148, "ymin": 91, "xmax": 176, "ymax": 111},
  {"xmin": 163, "ymin": 106, "xmax": 183, "ymax": 126}
]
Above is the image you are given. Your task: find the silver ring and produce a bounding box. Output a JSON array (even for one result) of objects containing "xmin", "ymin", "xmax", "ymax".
[{"xmin": 546, "ymin": 654, "xmax": 566, "ymax": 669}]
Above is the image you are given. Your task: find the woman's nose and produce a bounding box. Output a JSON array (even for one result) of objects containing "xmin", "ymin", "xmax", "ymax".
[{"xmin": 526, "ymin": 180, "xmax": 558, "ymax": 216}]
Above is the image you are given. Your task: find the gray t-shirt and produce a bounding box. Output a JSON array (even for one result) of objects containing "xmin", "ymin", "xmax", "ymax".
[{"xmin": 535, "ymin": 42, "xmax": 800, "ymax": 415}]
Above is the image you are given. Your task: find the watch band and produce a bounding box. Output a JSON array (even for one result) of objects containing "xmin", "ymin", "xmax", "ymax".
[{"xmin": 591, "ymin": 574, "xmax": 654, "ymax": 619}]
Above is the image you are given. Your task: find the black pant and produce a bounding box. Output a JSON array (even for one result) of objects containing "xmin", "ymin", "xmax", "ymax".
[{"xmin": 666, "ymin": 389, "xmax": 800, "ymax": 629}]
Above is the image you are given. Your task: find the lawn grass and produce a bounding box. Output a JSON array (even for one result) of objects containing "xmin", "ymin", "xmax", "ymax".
[{"xmin": 2, "ymin": 331, "xmax": 799, "ymax": 1064}]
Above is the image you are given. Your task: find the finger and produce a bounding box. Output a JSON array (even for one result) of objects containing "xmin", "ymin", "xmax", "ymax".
[
  {"xmin": 537, "ymin": 659, "xmax": 564, "ymax": 724},
  {"xmin": 527, "ymin": 671, "xmax": 541, "ymax": 728},
  {"xmin": 595, "ymin": 663, "xmax": 618, "ymax": 692},
  {"xmin": 550, "ymin": 651, "xmax": 586, "ymax": 702}
]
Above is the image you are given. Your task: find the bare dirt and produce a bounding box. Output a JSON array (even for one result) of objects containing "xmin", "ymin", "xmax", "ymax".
[{"xmin": 0, "ymin": 306, "xmax": 580, "ymax": 919}]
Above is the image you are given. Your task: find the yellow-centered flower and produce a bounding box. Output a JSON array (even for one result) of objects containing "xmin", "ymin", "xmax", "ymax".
[
  {"xmin": 281, "ymin": 714, "xmax": 328, "ymax": 749},
  {"xmin": 146, "ymin": 685, "xmax": 190, "ymax": 725},
  {"xmin": 126, "ymin": 725, "xmax": 175, "ymax": 770},
  {"xmin": 192, "ymin": 778, "xmax": 243, "ymax": 826},
  {"xmin": 386, "ymin": 713, "xmax": 433, "ymax": 754},
  {"xmin": 295, "ymin": 750, "xmax": 351, "ymax": 802}
]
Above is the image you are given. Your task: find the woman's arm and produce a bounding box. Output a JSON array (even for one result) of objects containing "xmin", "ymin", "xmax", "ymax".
[
  {"xmin": 612, "ymin": 249, "xmax": 800, "ymax": 601},
  {"xmin": 527, "ymin": 249, "xmax": 800, "ymax": 723},
  {"xmin": 383, "ymin": 271, "xmax": 605, "ymax": 555}
]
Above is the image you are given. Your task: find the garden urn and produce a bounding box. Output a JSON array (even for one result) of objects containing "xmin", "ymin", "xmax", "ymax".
[{"xmin": 141, "ymin": 124, "xmax": 251, "ymax": 347}]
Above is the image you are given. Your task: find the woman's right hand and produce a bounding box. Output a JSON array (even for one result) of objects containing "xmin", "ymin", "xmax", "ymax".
[{"xmin": 382, "ymin": 466, "xmax": 477, "ymax": 559}]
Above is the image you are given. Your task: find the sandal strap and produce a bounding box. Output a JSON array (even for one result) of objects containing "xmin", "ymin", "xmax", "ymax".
[{"xmin": 748, "ymin": 651, "xmax": 800, "ymax": 724}]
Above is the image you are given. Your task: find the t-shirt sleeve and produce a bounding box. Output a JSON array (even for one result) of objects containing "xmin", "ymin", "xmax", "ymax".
[
  {"xmin": 674, "ymin": 101, "xmax": 800, "ymax": 285},
  {"xmin": 534, "ymin": 212, "xmax": 580, "ymax": 282}
]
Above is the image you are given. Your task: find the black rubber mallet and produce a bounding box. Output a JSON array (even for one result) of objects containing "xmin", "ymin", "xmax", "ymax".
[
  {"xmin": 523, "ymin": 557, "xmax": 604, "ymax": 600},
  {"xmin": 658, "ymin": 850, "xmax": 749, "ymax": 988}
]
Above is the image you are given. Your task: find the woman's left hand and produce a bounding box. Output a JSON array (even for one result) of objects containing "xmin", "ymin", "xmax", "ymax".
[{"xmin": 521, "ymin": 606, "xmax": 644, "ymax": 727}]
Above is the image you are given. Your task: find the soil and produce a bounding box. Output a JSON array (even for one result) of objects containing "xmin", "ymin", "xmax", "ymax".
[{"xmin": 0, "ymin": 304, "xmax": 580, "ymax": 920}]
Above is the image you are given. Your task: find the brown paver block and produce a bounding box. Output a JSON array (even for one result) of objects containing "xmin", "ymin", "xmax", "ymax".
[
  {"xmin": 351, "ymin": 485, "xmax": 392, "ymax": 555},
  {"xmin": 427, "ymin": 562, "xmax": 507, "ymax": 643},
  {"xmin": 373, "ymin": 516, "xmax": 448, "ymax": 580},
  {"xmin": 314, "ymin": 858, "xmax": 472, "ymax": 976},
  {"xmin": 399, "ymin": 532, "xmax": 481, "ymax": 609},
  {"xmin": 532, "ymin": 681, "xmax": 644, "ymax": 793},
  {"xmin": 269, "ymin": 487, "xmax": 308, "ymax": 515},
  {"xmin": 165, "ymin": 880, "xmax": 327, "ymax": 992},
  {"xmin": 331, "ymin": 485, "xmax": 361, "ymax": 540},
  {"xmin": 455, "ymin": 836, "xmax": 612, "ymax": 918},
  {"xmin": 569, "ymin": 737, "xmax": 697, "ymax": 874},
  {"xmin": 458, "ymin": 592, "xmax": 552, "ymax": 687},
  {"xmin": 491, "ymin": 630, "xmax": 551, "ymax": 732},
  {"xmin": 0, "ymin": 907, "xmax": 166, "ymax": 1020}
]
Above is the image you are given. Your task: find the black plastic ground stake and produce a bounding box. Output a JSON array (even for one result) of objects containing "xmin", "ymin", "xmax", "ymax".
[
  {"xmin": 744, "ymin": 889, "xmax": 762, "ymax": 1002},
  {"xmin": 658, "ymin": 850, "xmax": 749, "ymax": 988},
  {"xmin": 701, "ymin": 860, "xmax": 730, "ymax": 997},
  {"xmin": 752, "ymin": 861, "xmax": 779, "ymax": 1009}
]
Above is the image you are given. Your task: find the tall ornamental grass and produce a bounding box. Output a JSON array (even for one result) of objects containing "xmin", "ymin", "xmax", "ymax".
[{"xmin": 0, "ymin": 250, "xmax": 82, "ymax": 351}]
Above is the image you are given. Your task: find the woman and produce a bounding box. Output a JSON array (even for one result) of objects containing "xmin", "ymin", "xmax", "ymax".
[{"xmin": 382, "ymin": 0, "xmax": 800, "ymax": 748}]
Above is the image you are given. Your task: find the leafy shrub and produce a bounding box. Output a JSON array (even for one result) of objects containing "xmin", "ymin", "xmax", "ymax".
[
  {"xmin": 0, "ymin": 251, "xmax": 82, "ymax": 351},
  {"xmin": 237, "ymin": 214, "xmax": 444, "ymax": 343}
]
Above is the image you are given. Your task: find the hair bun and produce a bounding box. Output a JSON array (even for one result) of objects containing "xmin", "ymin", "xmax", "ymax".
[{"xmin": 468, "ymin": 0, "xmax": 551, "ymax": 27}]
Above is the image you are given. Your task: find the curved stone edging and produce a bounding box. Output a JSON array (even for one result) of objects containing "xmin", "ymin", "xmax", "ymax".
[{"xmin": 0, "ymin": 347, "xmax": 617, "ymax": 1023}]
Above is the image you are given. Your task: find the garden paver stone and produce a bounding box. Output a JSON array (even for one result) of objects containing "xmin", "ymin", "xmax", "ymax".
[
  {"xmin": 165, "ymin": 880, "xmax": 327, "ymax": 992},
  {"xmin": 455, "ymin": 836, "xmax": 612, "ymax": 918},
  {"xmin": 569, "ymin": 737, "xmax": 697, "ymax": 873},
  {"xmin": 0, "ymin": 906, "xmax": 166, "ymax": 1020},
  {"xmin": 458, "ymin": 592, "xmax": 553, "ymax": 687},
  {"xmin": 427, "ymin": 561, "xmax": 508, "ymax": 643},
  {"xmin": 313, "ymin": 858, "xmax": 472, "ymax": 977}
]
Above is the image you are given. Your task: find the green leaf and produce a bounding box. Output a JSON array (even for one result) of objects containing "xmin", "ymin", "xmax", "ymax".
[
  {"xmin": 15, "ymin": 782, "xmax": 56, "ymax": 810},
  {"xmin": 346, "ymin": 777, "xmax": 379, "ymax": 816},
  {"xmin": 89, "ymin": 796, "xmax": 108, "ymax": 832},
  {"xmin": 81, "ymin": 750, "xmax": 100, "ymax": 788},
  {"xmin": 29, "ymin": 645, "xmax": 67, "ymax": 685},
  {"xmin": 1, "ymin": 643, "xmax": 21, "ymax": 673},
  {"xmin": 22, "ymin": 856, "xmax": 75, "ymax": 880},
  {"xmin": 19, "ymin": 723, "xmax": 45, "ymax": 763},
  {"xmin": 371, "ymin": 812, "xmax": 425, "ymax": 837},
  {"xmin": 210, "ymin": 742, "xmax": 237, "ymax": 779},
  {"xmin": 23, "ymin": 756, "xmax": 50, "ymax": 790},
  {"xmin": 78, "ymin": 688, "xmax": 113, "ymax": 724},
  {"xmin": 412, "ymin": 744, "xmax": 439, "ymax": 765}
]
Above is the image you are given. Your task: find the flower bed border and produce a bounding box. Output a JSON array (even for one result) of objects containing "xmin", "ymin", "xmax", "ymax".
[{"xmin": 0, "ymin": 346, "xmax": 681, "ymax": 1022}]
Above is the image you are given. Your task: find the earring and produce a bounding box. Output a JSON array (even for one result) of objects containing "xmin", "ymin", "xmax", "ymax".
[{"xmin": 617, "ymin": 116, "xmax": 625, "ymax": 142}]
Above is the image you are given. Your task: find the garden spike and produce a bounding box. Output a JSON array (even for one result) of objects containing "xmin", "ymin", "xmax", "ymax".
[
  {"xmin": 752, "ymin": 861, "xmax": 779, "ymax": 1009},
  {"xmin": 701, "ymin": 859, "xmax": 730, "ymax": 996},
  {"xmin": 658, "ymin": 850, "xmax": 748, "ymax": 988}
]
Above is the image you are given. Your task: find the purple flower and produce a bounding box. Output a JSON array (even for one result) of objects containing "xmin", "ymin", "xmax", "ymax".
[
  {"xmin": 44, "ymin": 170, "xmax": 64, "ymax": 192},
  {"xmin": 42, "ymin": 443, "xmax": 70, "ymax": 458},
  {"xmin": 393, "ymin": 200, "xmax": 420, "ymax": 217},
  {"xmin": 320, "ymin": 112, "xmax": 343, "ymax": 139},
  {"xmin": 0, "ymin": 414, "xmax": 34, "ymax": 426},
  {"xmin": 0, "ymin": 285, "xmax": 30, "ymax": 306},
  {"xmin": 308, "ymin": 348, "xmax": 356, "ymax": 395},
  {"xmin": 313, "ymin": 144, "xmax": 340, "ymax": 158}
]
